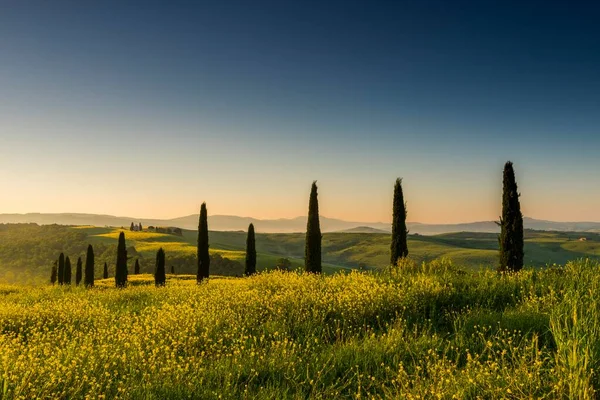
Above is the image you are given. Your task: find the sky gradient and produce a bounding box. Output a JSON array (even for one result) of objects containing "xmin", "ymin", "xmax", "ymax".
[{"xmin": 1, "ymin": 1, "xmax": 599, "ymax": 223}]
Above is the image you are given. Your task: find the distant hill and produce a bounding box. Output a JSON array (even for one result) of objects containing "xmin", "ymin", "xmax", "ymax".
[
  {"xmin": 1, "ymin": 213, "xmax": 600, "ymax": 235},
  {"xmin": 2, "ymin": 224, "xmax": 600, "ymax": 284},
  {"xmin": 341, "ymin": 226, "xmax": 390, "ymax": 234}
]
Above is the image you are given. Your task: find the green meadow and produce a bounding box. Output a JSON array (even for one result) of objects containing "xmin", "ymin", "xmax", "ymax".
[
  {"xmin": 2, "ymin": 259, "xmax": 600, "ymax": 398},
  {"xmin": 1, "ymin": 223, "xmax": 600, "ymax": 284}
]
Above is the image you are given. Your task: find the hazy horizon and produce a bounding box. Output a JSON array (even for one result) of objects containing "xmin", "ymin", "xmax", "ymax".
[
  {"xmin": 2, "ymin": 1, "xmax": 599, "ymax": 224},
  {"xmin": 3, "ymin": 210, "xmax": 600, "ymax": 226}
]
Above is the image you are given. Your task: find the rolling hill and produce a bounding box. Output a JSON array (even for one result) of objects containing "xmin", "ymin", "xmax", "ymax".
[{"xmin": 2, "ymin": 223, "xmax": 600, "ymax": 285}]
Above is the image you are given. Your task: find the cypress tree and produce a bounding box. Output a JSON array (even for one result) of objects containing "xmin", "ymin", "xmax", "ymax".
[
  {"xmin": 130, "ymin": 222, "xmax": 134, "ymax": 231},
  {"xmin": 50, "ymin": 262, "xmax": 57, "ymax": 285},
  {"xmin": 134, "ymin": 259, "xmax": 140, "ymax": 275},
  {"xmin": 64, "ymin": 256, "xmax": 72, "ymax": 285},
  {"xmin": 103, "ymin": 262, "xmax": 109, "ymax": 279},
  {"xmin": 75, "ymin": 257, "xmax": 83, "ymax": 286},
  {"xmin": 155, "ymin": 248, "xmax": 166, "ymax": 286},
  {"xmin": 390, "ymin": 178, "xmax": 409, "ymax": 265},
  {"xmin": 197, "ymin": 203, "xmax": 210, "ymax": 282},
  {"xmin": 170, "ymin": 265, "xmax": 175, "ymax": 274},
  {"xmin": 58, "ymin": 253, "xmax": 65, "ymax": 285},
  {"xmin": 139, "ymin": 223, "xmax": 143, "ymax": 231},
  {"xmin": 115, "ymin": 231, "xmax": 128, "ymax": 287},
  {"xmin": 84, "ymin": 244, "xmax": 95, "ymax": 287},
  {"xmin": 245, "ymin": 223, "xmax": 257, "ymax": 276},
  {"xmin": 305, "ymin": 181, "xmax": 322, "ymax": 273},
  {"xmin": 498, "ymin": 161, "xmax": 524, "ymax": 272}
]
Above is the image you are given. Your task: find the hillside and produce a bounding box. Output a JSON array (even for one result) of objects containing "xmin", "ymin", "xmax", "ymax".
[
  {"xmin": 2, "ymin": 223, "xmax": 600, "ymax": 284},
  {"xmin": 340, "ymin": 226, "xmax": 389, "ymax": 233}
]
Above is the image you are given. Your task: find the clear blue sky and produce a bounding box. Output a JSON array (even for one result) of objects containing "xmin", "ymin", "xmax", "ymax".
[{"xmin": 1, "ymin": 1, "xmax": 599, "ymax": 223}]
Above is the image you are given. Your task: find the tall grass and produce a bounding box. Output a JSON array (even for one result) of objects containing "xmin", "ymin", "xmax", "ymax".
[{"xmin": 0, "ymin": 260, "xmax": 599, "ymax": 398}]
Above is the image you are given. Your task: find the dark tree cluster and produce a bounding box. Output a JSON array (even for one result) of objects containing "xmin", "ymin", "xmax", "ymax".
[{"xmin": 53, "ymin": 244, "xmax": 96, "ymax": 287}]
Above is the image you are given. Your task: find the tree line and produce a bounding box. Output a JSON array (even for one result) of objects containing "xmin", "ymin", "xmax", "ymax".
[{"xmin": 51, "ymin": 161, "xmax": 523, "ymax": 287}]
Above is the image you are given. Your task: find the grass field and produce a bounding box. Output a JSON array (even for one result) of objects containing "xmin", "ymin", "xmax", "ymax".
[{"xmin": 1, "ymin": 259, "xmax": 600, "ymax": 398}]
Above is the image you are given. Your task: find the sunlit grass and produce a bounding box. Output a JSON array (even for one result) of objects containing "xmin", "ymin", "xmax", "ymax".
[{"xmin": 1, "ymin": 260, "xmax": 600, "ymax": 398}]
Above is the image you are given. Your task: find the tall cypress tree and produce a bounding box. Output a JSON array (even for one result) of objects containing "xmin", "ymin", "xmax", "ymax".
[
  {"xmin": 75, "ymin": 257, "xmax": 83, "ymax": 286},
  {"xmin": 197, "ymin": 203, "xmax": 210, "ymax": 282},
  {"xmin": 115, "ymin": 231, "xmax": 128, "ymax": 287},
  {"xmin": 498, "ymin": 161, "xmax": 524, "ymax": 272},
  {"xmin": 103, "ymin": 262, "xmax": 109, "ymax": 279},
  {"xmin": 170, "ymin": 265, "xmax": 175, "ymax": 274},
  {"xmin": 305, "ymin": 181, "xmax": 322, "ymax": 273},
  {"xmin": 134, "ymin": 259, "xmax": 140, "ymax": 275},
  {"xmin": 84, "ymin": 244, "xmax": 95, "ymax": 287},
  {"xmin": 50, "ymin": 262, "xmax": 57, "ymax": 285},
  {"xmin": 155, "ymin": 248, "xmax": 166, "ymax": 286},
  {"xmin": 64, "ymin": 256, "xmax": 72, "ymax": 285},
  {"xmin": 58, "ymin": 253, "xmax": 65, "ymax": 285},
  {"xmin": 245, "ymin": 223, "xmax": 257, "ymax": 276},
  {"xmin": 390, "ymin": 178, "xmax": 409, "ymax": 265}
]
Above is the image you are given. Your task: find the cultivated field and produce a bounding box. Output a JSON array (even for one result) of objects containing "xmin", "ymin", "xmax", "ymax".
[{"xmin": 1, "ymin": 259, "xmax": 599, "ymax": 398}]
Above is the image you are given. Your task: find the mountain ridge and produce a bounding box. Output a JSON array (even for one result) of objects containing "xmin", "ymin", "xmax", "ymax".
[{"xmin": 1, "ymin": 213, "xmax": 600, "ymax": 235}]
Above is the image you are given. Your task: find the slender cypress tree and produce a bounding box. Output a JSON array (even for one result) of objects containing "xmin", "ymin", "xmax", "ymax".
[
  {"xmin": 139, "ymin": 223, "xmax": 143, "ymax": 231},
  {"xmin": 84, "ymin": 244, "xmax": 95, "ymax": 287},
  {"xmin": 50, "ymin": 262, "xmax": 57, "ymax": 285},
  {"xmin": 58, "ymin": 253, "xmax": 65, "ymax": 285},
  {"xmin": 170, "ymin": 265, "xmax": 175, "ymax": 274},
  {"xmin": 390, "ymin": 178, "xmax": 409, "ymax": 265},
  {"xmin": 305, "ymin": 181, "xmax": 322, "ymax": 273},
  {"xmin": 130, "ymin": 222, "xmax": 134, "ymax": 231},
  {"xmin": 134, "ymin": 259, "xmax": 140, "ymax": 275},
  {"xmin": 245, "ymin": 223, "xmax": 257, "ymax": 276},
  {"xmin": 197, "ymin": 203, "xmax": 210, "ymax": 282},
  {"xmin": 64, "ymin": 256, "xmax": 72, "ymax": 285},
  {"xmin": 498, "ymin": 161, "xmax": 524, "ymax": 272},
  {"xmin": 103, "ymin": 262, "xmax": 109, "ymax": 279},
  {"xmin": 75, "ymin": 257, "xmax": 83, "ymax": 286},
  {"xmin": 155, "ymin": 248, "xmax": 166, "ymax": 286},
  {"xmin": 115, "ymin": 231, "xmax": 128, "ymax": 287}
]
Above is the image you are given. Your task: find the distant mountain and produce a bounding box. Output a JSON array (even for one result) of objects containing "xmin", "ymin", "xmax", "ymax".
[
  {"xmin": 1, "ymin": 213, "xmax": 600, "ymax": 235},
  {"xmin": 341, "ymin": 226, "xmax": 390, "ymax": 234}
]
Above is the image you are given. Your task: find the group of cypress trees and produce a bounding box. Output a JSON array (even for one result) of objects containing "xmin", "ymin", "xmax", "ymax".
[
  {"xmin": 50, "ymin": 161, "xmax": 524, "ymax": 287},
  {"xmin": 299, "ymin": 162, "xmax": 523, "ymax": 274},
  {"xmin": 52, "ymin": 245, "xmax": 96, "ymax": 287}
]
